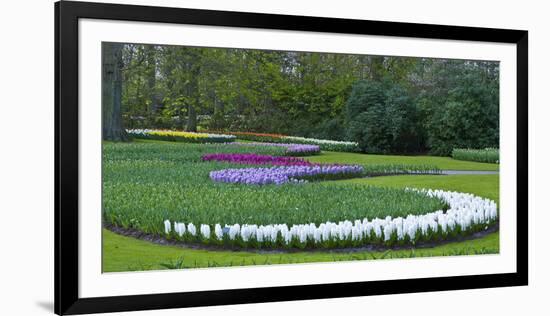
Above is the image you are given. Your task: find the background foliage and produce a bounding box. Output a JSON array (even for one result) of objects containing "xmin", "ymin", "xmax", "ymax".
[{"xmin": 118, "ymin": 44, "xmax": 499, "ymax": 155}]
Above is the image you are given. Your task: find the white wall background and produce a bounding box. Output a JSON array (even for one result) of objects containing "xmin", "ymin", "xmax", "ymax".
[{"xmin": 0, "ymin": 0, "xmax": 546, "ymax": 315}]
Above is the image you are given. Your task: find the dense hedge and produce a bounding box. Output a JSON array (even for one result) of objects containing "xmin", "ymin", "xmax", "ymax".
[
  {"xmin": 344, "ymin": 71, "xmax": 499, "ymax": 156},
  {"xmin": 345, "ymin": 80, "xmax": 423, "ymax": 154}
]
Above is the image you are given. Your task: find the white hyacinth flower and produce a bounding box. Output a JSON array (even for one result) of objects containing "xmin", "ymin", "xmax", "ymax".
[
  {"xmin": 438, "ymin": 215, "xmax": 447, "ymax": 233},
  {"xmin": 314, "ymin": 228, "xmax": 322, "ymax": 242},
  {"xmin": 187, "ymin": 223, "xmax": 196, "ymax": 236},
  {"xmin": 270, "ymin": 226, "xmax": 278, "ymax": 242},
  {"xmin": 200, "ymin": 224, "xmax": 211, "ymax": 239},
  {"xmin": 214, "ymin": 224, "xmax": 223, "ymax": 240},
  {"xmin": 174, "ymin": 222, "xmax": 186, "ymax": 237},
  {"xmin": 299, "ymin": 228, "xmax": 307, "ymax": 243},
  {"xmin": 373, "ymin": 223, "xmax": 382, "ymax": 238},
  {"xmin": 283, "ymin": 230, "xmax": 291, "ymax": 244},
  {"xmin": 228, "ymin": 224, "xmax": 240, "ymax": 240},
  {"xmin": 383, "ymin": 224, "xmax": 393, "ymax": 242},
  {"xmin": 164, "ymin": 220, "xmax": 171, "ymax": 234},
  {"xmin": 241, "ymin": 225, "xmax": 250, "ymax": 242},
  {"xmin": 407, "ymin": 225, "xmax": 416, "ymax": 241},
  {"xmin": 364, "ymin": 222, "xmax": 373, "ymax": 237},
  {"xmin": 257, "ymin": 226, "xmax": 265, "ymax": 242}
]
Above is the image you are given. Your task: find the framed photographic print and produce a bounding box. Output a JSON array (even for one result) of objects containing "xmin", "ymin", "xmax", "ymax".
[{"xmin": 55, "ymin": 0, "xmax": 528, "ymax": 314}]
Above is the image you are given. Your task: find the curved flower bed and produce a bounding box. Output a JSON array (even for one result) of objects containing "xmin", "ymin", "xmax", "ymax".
[
  {"xmin": 202, "ymin": 153, "xmax": 311, "ymax": 166},
  {"xmin": 218, "ymin": 131, "xmax": 286, "ymax": 140},
  {"xmin": 163, "ymin": 189, "xmax": 498, "ymax": 249},
  {"xmin": 209, "ymin": 131, "xmax": 358, "ymax": 152},
  {"xmin": 209, "ymin": 164, "xmax": 364, "ymax": 185},
  {"xmin": 231, "ymin": 142, "xmax": 320, "ymax": 156},
  {"xmin": 127, "ymin": 129, "xmax": 235, "ymax": 143},
  {"xmin": 283, "ymin": 136, "xmax": 358, "ymax": 152}
]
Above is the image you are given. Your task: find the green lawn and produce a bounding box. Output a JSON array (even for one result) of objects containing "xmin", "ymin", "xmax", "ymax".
[
  {"xmin": 103, "ymin": 172, "xmax": 499, "ymax": 272},
  {"xmin": 135, "ymin": 139, "xmax": 499, "ymax": 171},
  {"xmin": 333, "ymin": 174, "xmax": 499, "ymax": 204},
  {"xmin": 103, "ymin": 229, "xmax": 498, "ymax": 272},
  {"xmin": 306, "ymin": 151, "xmax": 499, "ymax": 171}
]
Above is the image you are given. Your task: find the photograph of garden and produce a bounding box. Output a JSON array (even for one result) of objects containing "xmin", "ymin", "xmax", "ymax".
[{"xmin": 101, "ymin": 42, "xmax": 500, "ymax": 272}]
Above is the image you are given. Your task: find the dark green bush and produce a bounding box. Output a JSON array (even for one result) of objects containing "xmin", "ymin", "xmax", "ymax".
[{"xmin": 345, "ymin": 79, "xmax": 422, "ymax": 154}]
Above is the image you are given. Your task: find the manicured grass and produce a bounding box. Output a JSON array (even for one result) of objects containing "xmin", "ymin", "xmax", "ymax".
[
  {"xmin": 334, "ymin": 174, "xmax": 499, "ymax": 204},
  {"xmin": 306, "ymin": 151, "xmax": 499, "ymax": 171},
  {"xmin": 103, "ymin": 228, "xmax": 499, "ymax": 272}
]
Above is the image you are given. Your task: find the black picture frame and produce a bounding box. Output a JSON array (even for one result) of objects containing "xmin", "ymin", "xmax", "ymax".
[{"xmin": 55, "ymin": 1, "xmax": 528, "ymax": 315}]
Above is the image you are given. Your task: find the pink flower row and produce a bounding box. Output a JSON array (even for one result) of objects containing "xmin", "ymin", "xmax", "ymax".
[{"xmin": 201, "ymin": 153, "xmax": 311, "ymax": 166}]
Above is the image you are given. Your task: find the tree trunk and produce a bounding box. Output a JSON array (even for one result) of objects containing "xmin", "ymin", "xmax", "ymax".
[
  {"xmin": 146, "ymin": 46, "xmax": 161, "ymax": 114},
  {"xmin": 102, "ymin": 42, "xmax": 128, "ymax": 141},
  {"xmin": 369, "ymin": 56, "xmax": 385, "ymax": 81},
  {"xmin": 187, "ymin": 104, "xmax": 197, "ymax": 132},
  {"xmin": 186, "ymin": 65, "xmax": 200, "ymax": 132},
  {"xmin": 217, "ymin": 95, "xmax": 224, "ymax": 110},
  {"xmin": 214, "ymin": 94, "xmax": 224, "ymax": 117}
]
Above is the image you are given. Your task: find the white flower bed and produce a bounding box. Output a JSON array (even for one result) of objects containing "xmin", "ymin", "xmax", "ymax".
[
  {"xmin": 126, "ymin": 128, "xmax": 151, "ymax": 137},
  {"xmin": 284, "ymin": 136, "xmax": 358, "ymax": 146},
  {"xmin": 163, "ymin": 189, "xmax": 498, "ymax": 249},
  {"xmin": 281, "ymin": 136, "xmax": 358, "ymax": 152}
]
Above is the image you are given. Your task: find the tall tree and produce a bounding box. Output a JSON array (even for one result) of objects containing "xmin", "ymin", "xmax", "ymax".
[
  {"xmin": 145, "ymin": 45, "xmax": 160, "ymax": 114},
  {"xmin": 186, "ymin": 63, "xmax": 200, "ymax": 132},
  {"xmin": 102, "ymin": 42, "xmax": 128, "ymax": 141},
  {"xmin": 114, "ymin": 43, "xmax": 499, "ymax": 155}
]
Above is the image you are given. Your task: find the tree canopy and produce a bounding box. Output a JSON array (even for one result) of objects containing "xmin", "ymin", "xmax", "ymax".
[{"xmin": 102, "ymin": 42, "xmax": 499, "ymax": 155}]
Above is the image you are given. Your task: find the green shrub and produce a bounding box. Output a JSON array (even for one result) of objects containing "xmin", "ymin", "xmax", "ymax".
[
  {"xmin": 420, "ymin": 68, "xmax": 499, "ymax": 156},
  {"xmin": 345, "ymin": 79, "xmax": 423, "ymax": 154}
]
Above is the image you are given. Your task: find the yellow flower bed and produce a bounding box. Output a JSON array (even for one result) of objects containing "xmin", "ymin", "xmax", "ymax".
[
  {"xmin": 149, "ymin": 130, "xmax": 209, "ymax": 140},
  {"xmin": 126, "ymin": 129, "xmax": 236, "ymax": 143}
]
